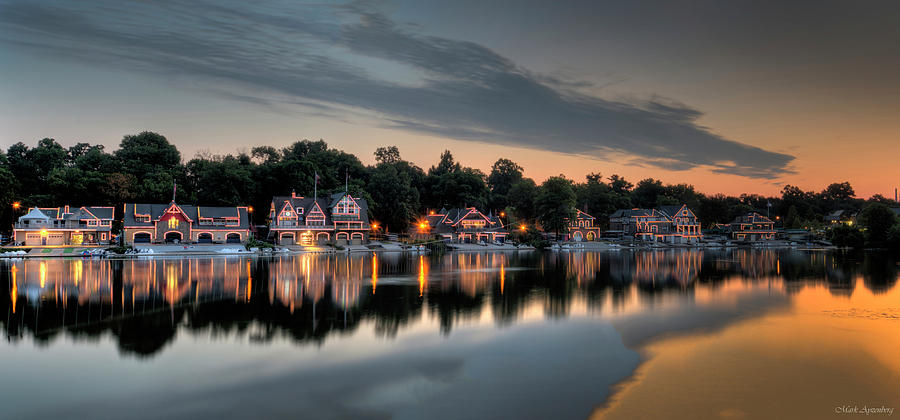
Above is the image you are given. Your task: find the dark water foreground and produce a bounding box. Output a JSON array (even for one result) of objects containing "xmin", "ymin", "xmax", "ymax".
[{"xmin": 2, "ymin": 250, "xmax": 899, "ymax": 419}]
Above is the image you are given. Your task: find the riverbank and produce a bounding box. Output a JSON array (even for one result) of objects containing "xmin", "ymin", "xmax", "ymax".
[{"xmin": 0, "ymin": 239, "xmax": 833, "ymax": 258}]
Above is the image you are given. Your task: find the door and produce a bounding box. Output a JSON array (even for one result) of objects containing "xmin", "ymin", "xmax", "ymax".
[
  {"xmin": 197, "ymin": 233, "xmax": 213, "ymax": 244},
  {"xmin": 164, "ymin": 231, "xmax": 182, "ymax": 243},
  {"xmin": 226, "ymin": 233, "xmax": 241, "ymax": 243},
  {"xmin": 134, "ymin": 232, "xmax": 152, "ymax": 243}
]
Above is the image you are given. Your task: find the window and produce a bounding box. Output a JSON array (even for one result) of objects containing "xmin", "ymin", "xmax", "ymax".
[
  {"xmin": 336, "ymin": 197, "xmax": 359, "ymax": 214},
  {"xmin": 168, "ymin": 218, "xmax": 179, "ymax": 229}
]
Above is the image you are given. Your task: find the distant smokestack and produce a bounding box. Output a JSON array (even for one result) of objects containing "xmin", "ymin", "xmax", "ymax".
[{"xmin": 895, "ymin": 188, "xmax": 898, "ymax": 202}]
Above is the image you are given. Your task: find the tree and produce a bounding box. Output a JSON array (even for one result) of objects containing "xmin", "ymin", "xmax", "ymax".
[
  {"xmin": 115, "ymin": 131, "xmax": 181, "ymax": 177},
  {"xmin": 536, "ymin": 176, "xmax": 576, "ymax": 238},
  {"xmin": 374, "ymin": 146, "xmax": 401, "ymax": 165},
  {"xmin": 785, "ymin": 205, "xmax": 801, "ymax": 229},
  {"xmin": 186, "ymin": 154, "xmax": 255, "ymax": 206},
  {"xmin": 697, "ymin": 194, "xmax": 731, "ymax": 227},
  {"xmin": 114, "ymin": 132, "xmax": 183, "ymax": 202},
  {"xmin": 573, "ymin": 173, "xmax": 614, "ymax": 227},
  {"xmin": 868, "ymin": 194, "xmax": 896, "ymax": 205},
  {"xmin": 508, "ymin": 178, "xmax": 538, "ymax": 223},
  {"xmin": 428, "ymin": 150, "xmax": 460, "ymax": 176},
  {"xmin": 251, "ymin": 146, "xmax": 280, "ymax": 164},
  {"xmin": 632, "ymin": 178, "xmax": 665, "ymax": 208},
  {"xmin": 828, "ymin": 225, "xmax": 865, "ymax": 248},
  {"xmin": 822, "ymin": 182, "xmax": 855, "ymax": 202},
  {"xmin": 0, "ymin": 150, "xmax": 18, "ymax": 234},
  {"xmin": 426, "ymin": 168, "xmax": 489, "ymax": 209},
  {"xmin": 607, "ymin": 174, "xmax": 633, "ymax": 209},
  {"xmin": 367, "ymin": 163, "xmax": 419, "ymax": 233},
  {"xmin": 487, "ymin": 158, "xmax": 523, "ymax": 211},
  {"xmin": 858, "ymin": 203, "xmax": 898, "ymax": 245}
]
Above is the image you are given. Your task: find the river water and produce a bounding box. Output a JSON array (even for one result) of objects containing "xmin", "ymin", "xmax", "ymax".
[{"xmin": 1, "ymin": 250, "xmax": 898, "ymax": 419}]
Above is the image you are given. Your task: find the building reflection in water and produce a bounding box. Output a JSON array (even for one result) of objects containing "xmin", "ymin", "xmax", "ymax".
[{"xmin": 1, "ymin": 249, "xmax": 897, "ymax": 357}]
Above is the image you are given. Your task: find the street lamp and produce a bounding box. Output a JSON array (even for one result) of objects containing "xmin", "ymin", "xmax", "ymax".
[{"xmin": 8, "ymin": 202, "xmax": 22, "ymax": 244}]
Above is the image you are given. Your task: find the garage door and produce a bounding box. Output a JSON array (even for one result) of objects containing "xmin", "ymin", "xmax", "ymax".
[
  {"xmin": 134, "ymin": 233, "xmax": 151, "ymax": 243},
  {"xmin": 226, "ymin": 233, "xmax": 242, "ymax": 243},
  {"xmin": 197, "ymin": 233, "xmax": 213, "ymax": 244}
]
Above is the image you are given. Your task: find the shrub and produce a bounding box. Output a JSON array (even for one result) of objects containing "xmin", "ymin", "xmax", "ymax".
[
  {"xmin": 244, "ymin": 237, "xmax": 275, "ymax": 251},
  {"xmin": 858, "ymin": 203, "xmax": 898, "ymax": 245},
  {"xmin": 827, "ymin": 225, "xmax": 865, "ymax": 249},
  {"xmin": 105, "ymin": 245, "xmax": 132, "ymax": 254}
]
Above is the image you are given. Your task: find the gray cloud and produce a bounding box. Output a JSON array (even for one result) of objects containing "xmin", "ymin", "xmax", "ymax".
[{"xmin": 0, "ymin": 0, "xmax": 795, "ymax": 177}]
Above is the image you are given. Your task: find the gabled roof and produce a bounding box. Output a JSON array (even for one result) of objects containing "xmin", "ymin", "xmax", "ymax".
[
  {"xmin": 730, "ymin": 212, "xmax": 774, "ymax": 225},
  {"xmin": 451, "ymin": 207, "xmax": 492, "ymax": 226},
  {"xmin": 421, "ymin": 207, "xmax": 505, "ymax": 234},
  {"xmin": 269, "ymin": 193, "xmax": 370, "ymax": 226},
  {"xmin": 85, "ymin": 207, "xmax": 114, "ymax": 220},
  {"xmin": 64, "ymin": 207, "xmax": 97, "ymax": 221},
  {"xmin": 22, "ymin": 206, "xmax": 114, "ymax": 221},
  {"xmin": 657, "ymin": 205, "xmax": 686, "ymax": 218},
  {"xmin": 574, "ymin": 209, "xmax": 595, "ymax": 219},
  {"xmin": 610, "ymin": 208, "xmax": 660, "ymax": 218},
  {"xmin": 124, "ymin": 203, "xmax": 250, "ymax": 229}
]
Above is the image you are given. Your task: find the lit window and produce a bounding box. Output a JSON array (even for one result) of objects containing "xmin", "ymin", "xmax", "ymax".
[{"xmin": 168, "ymin": 218, "xmax": 179, "ymax": 229}]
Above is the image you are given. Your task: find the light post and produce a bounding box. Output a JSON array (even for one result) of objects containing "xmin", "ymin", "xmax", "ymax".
[
  {"xmin": 247, "ymin": 206, "xmax": 255, "ymax": 238},
  {"xmin": 8, "ymin": 202, "xmax": 22, "ymax": 244}
]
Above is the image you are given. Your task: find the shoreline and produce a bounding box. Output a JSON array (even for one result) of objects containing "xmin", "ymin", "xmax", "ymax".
[{"xmin": 1, "ymin": 240, "xmax": 836, "ymax": 259}]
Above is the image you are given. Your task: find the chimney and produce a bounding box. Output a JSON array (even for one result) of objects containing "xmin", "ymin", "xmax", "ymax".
[{"xmin": 291, "ymin": 189, "xmax": 296, "ymax": 198}]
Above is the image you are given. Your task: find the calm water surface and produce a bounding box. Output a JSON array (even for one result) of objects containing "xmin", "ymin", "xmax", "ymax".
[{"xmin": 2, "ymin": 250, "xmax": 899, "ymax": 419}]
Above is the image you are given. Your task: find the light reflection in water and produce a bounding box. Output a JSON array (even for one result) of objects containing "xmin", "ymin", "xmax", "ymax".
[
  {"xmin": 0, "ymin": 250, "xmax": 895, "ymax": 356},
  {"xmin": 0, "ymin": 250, "xmax": 899, "ymax": 419}
]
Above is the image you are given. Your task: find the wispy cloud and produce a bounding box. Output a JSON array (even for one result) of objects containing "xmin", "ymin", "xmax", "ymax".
[{"xmin": 0, "ymin": 0, "xmax": 794, "ymax": 178}]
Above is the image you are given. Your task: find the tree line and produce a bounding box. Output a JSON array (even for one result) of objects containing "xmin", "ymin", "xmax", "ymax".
[{"xmin": 1, "ymin": 132, "xmax": 896, "ymax": 243}]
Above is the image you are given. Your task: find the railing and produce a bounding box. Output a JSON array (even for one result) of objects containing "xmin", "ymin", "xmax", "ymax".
[
  {"xmin": 331, "ymin": 214, "xmax": 362, "ymax": 222},
  {"xmin": 14, "ymin": 222, "xmax": 112, "ymax": 229}
]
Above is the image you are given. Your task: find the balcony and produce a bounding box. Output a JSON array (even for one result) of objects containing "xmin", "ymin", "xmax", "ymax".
[
  {"xmin": 332, "ymin": 214, "xmax": 361, "ymax": 222},
  {"xmin": 15, "ymin": 221, "xmax": 111, "ymax": 230}
]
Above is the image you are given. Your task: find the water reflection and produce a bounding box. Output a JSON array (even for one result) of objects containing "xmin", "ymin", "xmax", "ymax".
[{"xmin": 2, "ymin": 250, "xmax": 896, "ymax": 359}]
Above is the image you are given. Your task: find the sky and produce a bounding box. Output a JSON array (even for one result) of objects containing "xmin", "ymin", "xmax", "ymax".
[{"xmin": 1, "ymin": 0, "xmax": 898, "ymax": 197}]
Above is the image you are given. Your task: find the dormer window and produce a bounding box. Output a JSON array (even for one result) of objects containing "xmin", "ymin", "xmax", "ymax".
[{"xmin": 336, "ymin": 197, "xmax": 359, "ymax": 215}]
